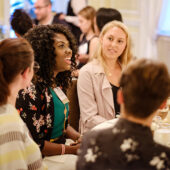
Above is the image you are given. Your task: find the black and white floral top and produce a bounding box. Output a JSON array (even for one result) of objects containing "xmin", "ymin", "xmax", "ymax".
[
  {"xmin": 77, "ymin": 118, "xmax": 170, "ymax": 170},
  {"xmin": 16, "ymin": 81, "xmax": 57, "ymax": 151}
]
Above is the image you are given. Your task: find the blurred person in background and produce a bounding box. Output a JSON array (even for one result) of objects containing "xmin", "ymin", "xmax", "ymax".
[
  {"xmin": 59, "ymin": 0, "xmax": 88, "ymax": 42},
  {"xmin": 34, "ymin": 0, "xmax": 69, "ymax": 27},
  {"xmin": 76, "ymin": 6, "xmax": 96, "ymax": 69},
  {"xmin": 90, "ymin": 8, "xmax": 123, "ymax": 60},
  {"xmin": 94, "ymin": 8, "xmax": 123, "ymax": 36},
  {"xmin": 10, "ymin": 9, "xmax": 33, "ymax": 37}
]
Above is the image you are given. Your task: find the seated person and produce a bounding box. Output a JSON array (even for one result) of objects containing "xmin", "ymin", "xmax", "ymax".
[
  {"xmin": 77, "ymin": 6, "xmax": 96, "ymax": 69},
  {"xmin": 0, "ymin": 38, "xmax": 44, "ymax": 169},
  {"xmin": 77, "ymin": 21, "xmax": 132, "ymax": 134},
  {"xmin": 77, "ymin": 58, "xmax": 170, "ymax": 170},
  {"xmin": 10, "ymin": 9, "xmax": 33, "ymax": 37},
  {"xmin": 94, "ymin": 8, "xmax": 123, "ymax": 36},
  {"xmin": 59, "ymin": 0, "xmax": 87, "ymax": 42},
  {"xmin": 34, "ymin": 0, "xmax": 69, "ymax": 28},
  {"xmin": 16, "ymin": 24, "xmax": 81, "ymax": 156}
]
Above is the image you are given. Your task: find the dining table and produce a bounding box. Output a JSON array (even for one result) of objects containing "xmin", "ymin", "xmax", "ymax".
[{"xmin": 43, "ymin": 139, "xmax": 78, "ymax": 170}]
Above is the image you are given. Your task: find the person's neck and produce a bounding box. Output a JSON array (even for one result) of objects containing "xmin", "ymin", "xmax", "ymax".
[
  {"xmin": 105, "ymin": 58, "xmax": 120, "ymax": 70},
  {"xmin": 121, "ymin": 109, "xmax": 155, "ymax": 127},
  {"xmin": 86, "ymin": 29, "xmax": 94, "ymax": 40},
  {"xmin": 53, "ymin": 71, "xmax": 59, "ymax": 78},
  {"xmin": 39, "ymin": 12, "xmax": 53, "ymax": 25},
  {"xmin": 7, "ymin": 83, "xmax": 20, "ymax": 107}
]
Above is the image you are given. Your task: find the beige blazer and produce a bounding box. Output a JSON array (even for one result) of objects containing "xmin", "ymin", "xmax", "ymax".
[{"xmin": 77, "ymin": 59, "xmax": 116, "ymax": 134}]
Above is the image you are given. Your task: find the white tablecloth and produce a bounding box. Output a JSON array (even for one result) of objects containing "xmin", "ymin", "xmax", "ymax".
[
  {"xmin": 154, "ymin": 128, "xmax": 170, "ymax": 147},
  {"xmin": 43, "ymin": 154, "xmax": 77, "ymax": 170},
  {"xmin": 92, "ymin": 118, "xmax": 118, "ymax": 131},
  {"xmin": 43, "ymin": 139, "xmax": 77, "ymax": 170}
]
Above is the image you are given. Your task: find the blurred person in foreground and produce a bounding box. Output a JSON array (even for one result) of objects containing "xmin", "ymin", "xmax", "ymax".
[
  {"xmin": 77, "ymin": 58, "xmax": 170, "ymax": 170},
  {"xmin": 0, "ymin": 38, "xmax": 44, "ymax": 169}
]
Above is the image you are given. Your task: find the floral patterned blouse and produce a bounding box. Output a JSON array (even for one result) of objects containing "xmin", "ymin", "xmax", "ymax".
[
  {"xmin": 16, "ymin": 81, "xmax": 68, "ymax": 151},
  {"xmin": 77, "ymin": 118, "xmax": 170, "ymax": 170}
]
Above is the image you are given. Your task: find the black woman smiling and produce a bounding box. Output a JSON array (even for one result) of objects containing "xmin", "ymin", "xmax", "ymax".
[{"xmin": 16, "ymin": 24, "xmax": 81, "ymax": 157}]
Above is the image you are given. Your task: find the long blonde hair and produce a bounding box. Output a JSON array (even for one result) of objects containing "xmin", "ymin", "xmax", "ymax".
[{"xmin": 93, "ymin": 21, "xmax": 133, "ymax": 70}]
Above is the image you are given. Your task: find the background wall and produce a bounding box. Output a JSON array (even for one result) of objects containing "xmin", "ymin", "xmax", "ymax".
[
  {"xmin": 1, "ymin": 0, "xmax": 170, "ymax": 71},
  {"xmin": 89, "ymin": 0, "xmax": 170, "ymax": 71},
  {"xmin": 0, "ymin": 0, "xmax": 4, "ymax": 24},
  {"xmin": 0, "ymin": 0, "xmax": 10, "ymax": 38}
]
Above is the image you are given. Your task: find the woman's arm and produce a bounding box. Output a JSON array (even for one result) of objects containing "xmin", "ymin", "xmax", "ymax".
[
  {"xmin": 77, "ymin": 66, "xmax": 107, "ymax": 133},
  {"xmin": 16, "ymin": 85, "xmax": 45, "ymax": 150},
  {"xmin": 42, "ymin": 140, "xmax": 80, "ymax": 156},
  {"xmin": 89, "ymin": 37, "xmax": 99, "ymax": 60},
  {"xmin": 66, "ymin": 125, "xmax": 81, "ymax": 141}
]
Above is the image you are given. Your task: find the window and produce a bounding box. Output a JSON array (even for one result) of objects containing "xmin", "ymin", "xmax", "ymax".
[{"xmin": 158, "ymin": 0, "xmax": 170, "ymax": 36}]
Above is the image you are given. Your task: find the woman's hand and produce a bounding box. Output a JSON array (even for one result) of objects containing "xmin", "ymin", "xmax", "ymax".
[
  {"xmin": 66, "ymin": 125, "xmax": 81, "ymax": 142},
  {"xmin": 68, "ymin": 143, "xmax": 80, "ymax": 155},
  {"xmin": 71, "ymin": 69, "xmax": 79, "ymax": 77}
]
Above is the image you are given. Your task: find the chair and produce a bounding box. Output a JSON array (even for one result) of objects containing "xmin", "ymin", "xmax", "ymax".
[{"xmin": 67, "ymin": 79, "xmax": 80, "ymax": 131}]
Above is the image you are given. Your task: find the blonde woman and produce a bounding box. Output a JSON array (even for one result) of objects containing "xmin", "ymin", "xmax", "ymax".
[{"xmin": 77, "ymin": 21, "xmax": 133, "ymax": 134}]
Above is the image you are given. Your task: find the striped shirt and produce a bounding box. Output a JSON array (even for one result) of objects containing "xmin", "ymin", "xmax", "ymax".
[{"xmin": 0, "ymin": 104, "xmax": 44, "ymax": 170}]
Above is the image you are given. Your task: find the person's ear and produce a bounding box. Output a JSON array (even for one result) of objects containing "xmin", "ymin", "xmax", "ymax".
[
  {"xmin": 159, "ymin": 100, "xmax": 167, "ymax": 109},
  {"xmin": 15, "ymin": 32, "xmax": 20, "ymax": 38},
  {"xmin": 21, "ymin": 67, "xmax": 30, "ymax": 80},
  {"xmin": 117, "ymin": 89, "xmax": 124, "ymax": 105}
]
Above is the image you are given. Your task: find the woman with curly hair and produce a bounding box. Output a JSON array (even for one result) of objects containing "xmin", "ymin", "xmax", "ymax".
[{"xmin": 16, "ymin": 24, "xmax": 81, "ymax": 157}]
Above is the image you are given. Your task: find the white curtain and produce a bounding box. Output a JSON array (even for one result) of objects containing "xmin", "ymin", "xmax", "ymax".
[{"xmin": 143, "ymin": 0, "xmax": 163, "ymax": 59}]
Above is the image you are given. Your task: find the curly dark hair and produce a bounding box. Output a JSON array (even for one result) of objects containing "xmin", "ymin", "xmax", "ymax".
[
  {"xmin": 24, "ymin": 24, "xmax": 77, "ymax": 92},
  {"xmin": 10, "ymin": 9, "xmax": 33, "ymax": 36}
]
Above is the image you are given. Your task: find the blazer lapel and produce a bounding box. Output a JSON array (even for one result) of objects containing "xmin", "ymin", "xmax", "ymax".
[
  {"xmin": 101, "ymin": 75, "xmax": 115, "ymax": 117},
  {"xmin": 93, "ymin": 59, "xmax": 115, "ymax": 118}
]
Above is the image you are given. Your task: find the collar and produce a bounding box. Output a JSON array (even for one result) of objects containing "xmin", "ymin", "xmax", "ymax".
[
  {"xmin": 92, "ymin": 59, "xmax": 123, "ymax": 75},
  {"xmin": 116, "ymin": 118, "xmax": 153, "ymax": 137}
]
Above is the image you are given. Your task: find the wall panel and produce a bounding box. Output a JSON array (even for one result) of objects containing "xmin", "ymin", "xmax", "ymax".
[{"xmin": 0, "ymin": 0, "xmax": 4, "ymax": 24}]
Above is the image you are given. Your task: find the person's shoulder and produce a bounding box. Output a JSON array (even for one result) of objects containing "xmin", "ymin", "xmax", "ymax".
[
  {"xmin": 89, "ymin": 36, "xmax": 99, "ymax": 46},
  {"xmin": 80, "ymin": 59, "xmax": 101, "ymax": 72},
  {"xmin": 33, "ymin": 18, "xmax": 38, "ymax": 25},
  {"xmin": 90, "ymin": 36, "xmax": 99, "ymax": 42},
  {"xmin": 83, "ymin": 127, "xmax": 113, "ymax": 142},
  {"xmin": 53, "ymin": 13, "xmax": 70, "ymax": 28},
  {"xmin": 154, "ymin": 142, "xmax": 170, "ymax": 155}
]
